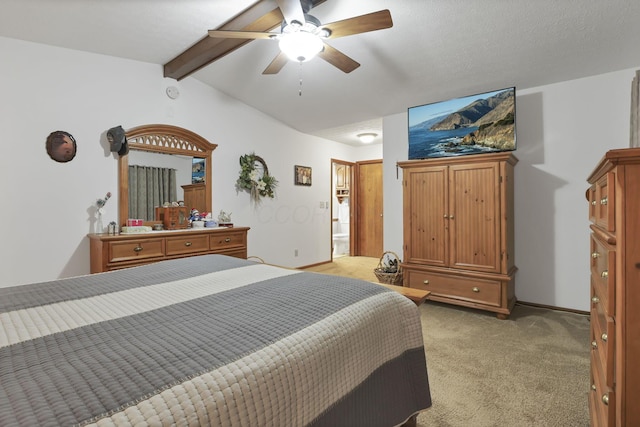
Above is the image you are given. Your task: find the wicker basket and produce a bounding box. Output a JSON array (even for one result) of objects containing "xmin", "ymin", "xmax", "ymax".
[{"xmin": 374, "ymin": 251, "xmax": 403, "ymax": 285}]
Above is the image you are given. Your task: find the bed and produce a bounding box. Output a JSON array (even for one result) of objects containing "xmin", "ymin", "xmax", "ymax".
[{"xmin": 0, "ymin": 254, "xmax": 431, "ymax": 426}]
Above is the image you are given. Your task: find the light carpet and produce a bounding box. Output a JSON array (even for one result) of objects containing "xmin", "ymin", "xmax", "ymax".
[{"xmin": 303, "ymin": 256, "xmax": 590, "ymax": 426}]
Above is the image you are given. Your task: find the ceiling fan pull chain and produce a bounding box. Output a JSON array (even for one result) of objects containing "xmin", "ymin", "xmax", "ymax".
[{"xmin": 299, "ymin": 61, "xmax": 303, "ymax": 96}]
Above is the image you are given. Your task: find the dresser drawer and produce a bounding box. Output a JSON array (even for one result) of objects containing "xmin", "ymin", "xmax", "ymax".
[
  {"xmin": 210, "ymin": 230, "xmax": 247, "ymax": 250},
  {"xmin": 166, "ymin": 234, "xmax": 209, "ymax": 256},
  {"xmin": 590, "ymin": 350, "xmax": 615, "ymax": 427},
  {"xmin": 590, "ymin": 235, "xmax": 615, "ymax": 304},
  {"xmin": 406, "ymin": 269, "xmax": 501, "ymax": 307},
  {"xmin": 595, "ymin": 172, "xmax": 615, "ymax": 231},
  {"xmin": 591, "ymin": 299, "xmax": 615, "ymax": 388},
  {"xmin": 108, "ymin": 239, "xmax": 164, "ymax": 263}
]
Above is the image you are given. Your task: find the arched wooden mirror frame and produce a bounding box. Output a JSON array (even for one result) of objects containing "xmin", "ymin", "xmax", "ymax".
[{"xmin": 118, "ymin": 124, "xmax": 217, "ymax": 226}]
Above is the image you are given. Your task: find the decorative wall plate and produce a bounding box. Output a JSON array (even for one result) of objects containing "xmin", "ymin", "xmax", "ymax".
[{"xmin": 46, "ymin": 130, "xmax": 77, "ymax": 163}]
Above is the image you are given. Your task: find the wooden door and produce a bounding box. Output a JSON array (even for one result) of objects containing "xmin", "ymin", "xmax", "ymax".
[
  {"xmin": 448, "ymin": 162, "xmax": 502, "ymax": 273},
  {"xmin": 355, "ymin": 160, "xmax": 383, "ymax": 257},
  {"xmin": 403, "ymin": 165, "xmax": 448, "ymax": 266}
]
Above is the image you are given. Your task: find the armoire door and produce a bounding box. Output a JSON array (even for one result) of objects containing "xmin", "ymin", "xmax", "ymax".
[
  {"xmin": 448, "ymin": 162, "xmax": 502, "ymax": 273},
  {"xmin": 355, "ymin": 160, "xmax": 383, "ymax": 257},
  {"xmin": 403, "ymin": 165, "xmax": 449, "ymax": 267}
]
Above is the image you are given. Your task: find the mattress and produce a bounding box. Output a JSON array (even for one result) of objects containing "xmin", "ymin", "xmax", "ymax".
[{"xmin": 0, "ymin": 254, "xmax": 431, "ymax": 426}]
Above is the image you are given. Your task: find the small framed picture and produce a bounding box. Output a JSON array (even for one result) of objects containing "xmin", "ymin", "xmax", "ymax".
[{"xmin": 294, "ymin": 165, "xmax": 312, "ymax": 186}]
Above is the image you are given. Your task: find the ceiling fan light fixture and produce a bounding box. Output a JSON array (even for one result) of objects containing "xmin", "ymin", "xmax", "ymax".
[
  {"xmin": 357, "ymin": 133, "xmax": 378, "ymax": 143},
  {"xmin": 278, "ymin": 31, "xmax": 323, "ymax": 62}
]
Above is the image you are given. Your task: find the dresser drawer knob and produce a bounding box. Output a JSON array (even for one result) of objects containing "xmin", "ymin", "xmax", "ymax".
[
  {"xmin": 423, "ymin": 280, "xmax": 430, "ymax": 285},
  {"xmin": 591, "ymin": 384, "xmax": 597, "ymax": 391},
  {"xmin": 591, "ymin": 296, "xmax": 600, "ymax": 304},
  {"xmin": 602, "ymin": 394, "xmax": 609, "ymax": 405},
  {"xmin": 591, "ymin": 252, "xmax": 600, "ymax": 259},
  {"xmin": 472, "ymin": 287, "xmax": 480, "ymax": 293},
  {"xmin": 591, "ymin": 200, "xmax": 596, "ymax": 206},
  {"xmin": 601, "ymin": 270, "xmax": 608, "ymax": 279},
  {"xmin": 591, "ymin": 340, "xmax": 598, "ymax": 349},
  {"xmin": 225, "ymin": 237, "xmax": 231, "ymax": 243},
  {"xmin": 134, "ymin": 246, "xmax": 143, "ymax": 252},
  {"xmin": 600, "ymin": 197, "xmax": 608, "ymax": 205},
  {"xmin": 184, "ymin": 241, "xmax": 192, "ymax": 247},
  {"xmin": 601, "ymin": 333, "xmax": 608, "ymax": 342}
]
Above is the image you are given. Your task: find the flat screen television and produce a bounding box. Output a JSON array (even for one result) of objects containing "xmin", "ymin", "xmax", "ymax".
[{"xmin": 408, "ymin": 87, "xmax": 516, "ymax": 160}]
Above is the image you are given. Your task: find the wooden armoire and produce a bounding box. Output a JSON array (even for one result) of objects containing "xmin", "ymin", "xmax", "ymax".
[
  {"xmin": 399, "ymin": 152, "xmax": 517, "ymax": 319},
  {"xmin": 586, "ymin": 147, "xmax": 640, "ymax": 426}
]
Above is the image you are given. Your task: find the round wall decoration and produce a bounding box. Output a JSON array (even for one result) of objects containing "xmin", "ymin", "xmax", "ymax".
[
  {"xmin": 236, "ymin": 153, "xmax": 278, "ymax": 204},
  {"xmin": 46, "ymin": 130, "xmax": 77, "ymax": 163}
]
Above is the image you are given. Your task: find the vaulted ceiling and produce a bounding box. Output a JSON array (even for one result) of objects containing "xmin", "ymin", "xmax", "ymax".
[{"xmin": 2, "ymin": 0, "xmax": 640, "ymax": 145}]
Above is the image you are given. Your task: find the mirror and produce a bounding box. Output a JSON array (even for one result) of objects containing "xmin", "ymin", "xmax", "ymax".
[{"xmin": 118, "ymin": 124, "xmax": 217, "ymax": 226}]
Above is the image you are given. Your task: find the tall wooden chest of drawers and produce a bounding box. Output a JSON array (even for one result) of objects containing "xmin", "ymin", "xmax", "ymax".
[{"xmin": 587, "ymin": 148, "xmax": 640, "ymax": 426}]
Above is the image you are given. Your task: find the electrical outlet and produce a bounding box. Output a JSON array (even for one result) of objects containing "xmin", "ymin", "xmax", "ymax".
[
  {"xmin": 319, "ymin": 201, "xmax": 324, "ymax": 208},
  {"xmin": 294, "ymin": 249, "xmax": 299, "ymax": 257}
]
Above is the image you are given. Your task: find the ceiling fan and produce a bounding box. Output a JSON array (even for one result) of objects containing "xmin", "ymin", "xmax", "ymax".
[{"xmin": 207, "ymin": 0, "xmax": 393, "ymax": 74}]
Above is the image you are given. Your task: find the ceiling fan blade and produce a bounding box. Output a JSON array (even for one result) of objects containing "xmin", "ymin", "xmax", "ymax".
[
  {"xmin": 208, "ymin": 29, "xmax": 277, "ymax": 40},
  {"xmin": 318, "ymin": 43, "xmax": 360, "ymax": 73},
  {"xmin": 276, "ymin": 0, "xmax": 306, "ymax": 25},
  {"xmin": 320, "ymin": 10, "xmax": 393, "ymax": 39},
  {"xmin": 263, "ymin": 52, "xmax": 289, "ymax": 74}
]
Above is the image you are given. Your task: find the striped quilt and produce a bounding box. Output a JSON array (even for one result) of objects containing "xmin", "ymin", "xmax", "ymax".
[{"xmin": 0, "ymin": 254, "xmax": 431, "ymax": 426}]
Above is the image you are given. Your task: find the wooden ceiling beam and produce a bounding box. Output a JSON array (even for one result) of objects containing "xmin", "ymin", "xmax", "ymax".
[{"xmin": 163, "ymin": 0, "xmax": 327, "ymax": 81}]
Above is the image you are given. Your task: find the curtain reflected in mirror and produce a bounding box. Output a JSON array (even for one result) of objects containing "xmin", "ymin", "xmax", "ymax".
[{"xmin": 128, "ymin": 165, "xmax": 177, "ymax": 220}]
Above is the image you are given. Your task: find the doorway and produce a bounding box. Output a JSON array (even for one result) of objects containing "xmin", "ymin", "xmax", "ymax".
[
  {"xmin": 331, "ymin": 159, "xmax": 354, "ymax": 259},
  {"xmin": 330, "ymin": 158, "xmax": 383, "ymax": 260}
]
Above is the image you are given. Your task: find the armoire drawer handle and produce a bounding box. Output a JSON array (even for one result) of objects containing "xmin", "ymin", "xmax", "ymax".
[
  {"xmin": 591, "ymin": 200, "xmax": 596, "ymax": 206},
  {"xmin": 591, "ymin": 340, "xmax": 598, "ymax": 349},
  {"xmin": 184, "ymin": 241, "xmax": 192, "ymax": 247},
  {"xmin": 134, "ymin": 246, "xmax": 143, "ymax": 252},
  {"xmin": 472, "ymin": 287, "xmax": 479, "ymax": 293},
  {"xmin": 423, "ymin": 280, "xmax": 429, "ymax": 285},
  {"xmin": 602, "ymin": 394, "xmax": 609, "ymax": 405},
  {"xmin": 601, "ymin": 271, "xmax": 608, "ymax": 279},
  {"xmin": 591, "ymin": 384, "xmax": 597, "ymax": 391},
  {"xmin": 591, "ymin": 296, "xmax": 600, "ymax": 304},
  {"xmin": 591, "ymin": 252, "xmax": 600, "ymax": 259},
  {"xmin": 600, "ymin": 197, "xmax": 608, "ymax": 205},
  {"xmin": 601, "ymin": 333, "xmax": 608, "ymax": 342}
]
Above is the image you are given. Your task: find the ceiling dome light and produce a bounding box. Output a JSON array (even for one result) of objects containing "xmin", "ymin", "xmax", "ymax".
[
  {"xmin": 357, "ymin": 133, "xmax": 378, "ymax": 143},
  {"xmin": 279, "ymin": 31, "xmax": 323, "ymax": 62}
]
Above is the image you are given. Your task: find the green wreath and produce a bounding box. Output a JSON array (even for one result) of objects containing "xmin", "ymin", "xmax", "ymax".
[{"xmin": 236, "ymin": 153, "xmax": 278, "ymax": 203}]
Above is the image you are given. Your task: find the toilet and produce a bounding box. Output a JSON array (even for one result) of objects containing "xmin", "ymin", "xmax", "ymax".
[
  {"xmin": 332, "ymin": 201, "xmax": 350, "ymax": 256},
  {"xmin": 332, "ymin": 231, "xmax": 349, "ymax": 256}
]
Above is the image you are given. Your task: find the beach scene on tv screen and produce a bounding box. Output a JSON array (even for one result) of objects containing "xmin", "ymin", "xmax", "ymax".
[{"xmin": 408, "ymin": 88, "xmax": 516, "ymax": 159}]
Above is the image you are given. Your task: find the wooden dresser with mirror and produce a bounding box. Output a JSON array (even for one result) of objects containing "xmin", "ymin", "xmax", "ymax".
[{"xmin": 88, "ymin": 124, "xmax": 249, "ymax": 273}]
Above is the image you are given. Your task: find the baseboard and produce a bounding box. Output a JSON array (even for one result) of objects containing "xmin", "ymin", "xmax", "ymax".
[
  {"xmin": 516, "ymin": 300, "xmax": 589, "ymax": 316},
  {"xmin": 298, "ymin": 260, "xmax": 332, "ymax": 269}
]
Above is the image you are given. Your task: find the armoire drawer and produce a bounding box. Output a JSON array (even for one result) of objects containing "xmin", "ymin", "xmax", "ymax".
[
  {"xmin": 108, "ymin": 239, "xmax": 164, "ymax": 263},
  {"xmin": 166, "ymin": 234, "xmax": 209, "ymax": 256},
  {"xmin": 406, "ymin": 270, "xmax": 501, "ymax": 307}
]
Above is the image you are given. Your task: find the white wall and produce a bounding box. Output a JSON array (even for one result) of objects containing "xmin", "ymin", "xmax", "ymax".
[
  {"xmin": 382, "ymin": 67, "xmax": 638, "ymax": 311},
  {"xmin": 0, "ymin": 36, "xmax": 377, "ymax": 287}
]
